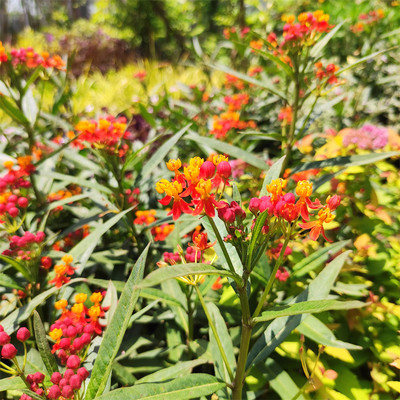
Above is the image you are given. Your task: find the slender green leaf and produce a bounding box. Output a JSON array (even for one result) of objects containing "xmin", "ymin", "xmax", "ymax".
[
  {"xmin": 85, "ymin": 244, "xmax": 150, "ymax": 400},
  {"xmin": 138, "ymin": 264, "xmax": 237, "ymax": 288},
  {"xmin": 21, "ymin": 88, "xmax": 38, "ymax": 126},
  {"xmin": 337, "ymin": 47, "xmax": 398, "ymax": 75},
  {"xmin": 297, "ymin": 315, "xmax": 362, "ymax": 350},
  {"xmin": 259, "ymin": 156, "xmax": 286, "ymax": 197},
  {"xmin": 96, "ymin": 374, "xmax": 225, "ymax": 400},
  {"xmin": 265, "ymin": 358, "xmax": 305, "ymax": 400},
  {"xmin": 254, "ymin": 300, "xmax": 364, "ymax": 324},
  {"xmin": 251, "ymin": 47, "xmax": 293, "ymax": 77},
  {"xmin": 208, "ymin": 63, "xmax": 286, "ymax": 99},
  {"xmin": 186, "ymin": 131, "xmax": 267, "ymax": 170},
  {"xmin": 246, "ymin": 251, "xmax": 351, "ymax": 370},
  {"xmin": 70, "ymin": 208, "xmax": 133, "ymax": 274},
  {"xmin": 140, "ymin": 123, "xmax": 191, "ymax": 181},
  {"xmin": 136, "ymin": 359, "xmax": 207, "ymax": 384},
  {"xmin": 0, "ymin": 273, "xmax": 24, "ymax": 290},
  {"xmin": 129, "ymin": 300, "xmax": 159, "ymax": 325},
  {"xmin": 33, "ymin": 311, "xmax": 59, "ymax": 375},
  {"xmin": 0, "ymin": 377, "xmax": 26, "ymax": 391},
  {"xmin": 292, "ymin": 152, "xmax": 400, "ymax": 174},
  {"xmin": 0, "ymin": 278, "xmax": 85, "ymax": 334},
  {"xmin": 292, "ymin": 240, "xmax": 350, "ymax": 278},
  {"xmin": 310, "ymin": 21, "xmax": 346, "ymax": 58},
  {"xmin": 0, "ymin": 95, "xmax": 29, "ymax": 125},
  {"xmin": 0, "ymin": 255, "xmax": 31, "ymax": 282},
  {"xmin": 208, "ymin": 302, "xmax": 236, "ymax": 383}
]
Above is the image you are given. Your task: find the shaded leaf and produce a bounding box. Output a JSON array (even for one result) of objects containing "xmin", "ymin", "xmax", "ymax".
[
  {"xmin": 85, "ymin": 244, "xmax": 150, "ymax": 400},
  {"xmin": 96, "ymin": 374, "xmax": 225, "ymax": 400}
]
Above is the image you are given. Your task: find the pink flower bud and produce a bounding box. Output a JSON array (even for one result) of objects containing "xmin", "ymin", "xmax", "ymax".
[
  {"xmin": 327, "ymin": 195, "xmax": 341, "ymax": 211},
  {"xmin": 66, "ymin": 355, "xmax": 81, "ymax": 369},
  {"xmin": 8, "ymin": 207, "xmax": 19, "ymax": 218},
  {"xmin": 200, "ymin": 161, "xmax": 216, "ymax": 179},
  {"xmin": 17, "ymin": 197, "xmax": 29, "ymax": 208},
  {"xmin": 66, "ymin": 326, "xmax": 77, "ymax": 338},
  {"xmin": 33, "ymin": 372, "xmax": 45, "ymax": 383},
  {"xmin": 1, "ymin": 343, "xmax": 17, "ymax": 359},
  {"xmin": 16, "ymin": 327, "xmax": 31, "ymax": 342},
  {"xmin": 249, "ymin": 198, "xmax": 260, "ymax": 214},
  {"xmin": 70, "ymin": 374, "xmax": 82, "ymax": 389},
  {"xmin": 58, "ymin": 378, "xmax": 67, "ymax": 388},
  {"xmin": 0, "ymin": 331, "xmax": 11, "ymax": 345},
  {"xmin": 64, "ymin": 369, "xmax": 75, "ymax": 382},
  {"xmin": 59, "ymin": 338, "xmax": 71, "ymax": 349},
  {"xmin": 216, "ymin": 161, "xmax": 232, "ymax": 179},
  {"xmin": 48, "ymin": 385, "xmax": 61, "ymax": 399},
  {"xmin": 51, "ymin": 372, "xmax": 62, "ymax": 384},
  {"xmin": 77, "ymin": 367, "xmax": 89, "ymax": 380},
  {"xmin": 35, "ymin": 231, "xmax": 45, "ymax": 243},
  {"xmin": 8, "ymin": 195, "xmax": 18, "ymax": 203},
  {"xmin": 61, "ymin": 385, "xmax": 74, "ymax": 398},
  {"xmin": 0, "ymin": 325, "xmax": 4, "ymax": 332}
]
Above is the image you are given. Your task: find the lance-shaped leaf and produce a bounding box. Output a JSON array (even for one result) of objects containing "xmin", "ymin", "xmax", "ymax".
[
  {"xmin": 95, "ymin": 374, "xmax": 226, "ymax": 400},
  {"xmin": 70, "ymin": 207, "xmax": 133, "ymax": 274},
  {"xmin": 292, "ymin": 240, "xmax": 350, "ymax": 278},
  {"xmin": 85, "ymin": 244, "xmax": 150, "ymax": 400},
  {"xmin": 0, "ymin": 255, "xmax": 31, "ymax": 282},
  {"xmin": 310, "ymin": 21, "xmax": 346, "ymax": 58},
  {"xmin": 253, "ymin": 299, "xmax": 365, "ymax": 324},
  {"xmin": 33, "ymin": 311, "xmax": 59, "ymax": 375},
  {"xmin": 246, "ymin": 251, "xmax": 351, "ymax": 371},
  {"xmin": 0, "ymin": 273, "xmax": 24, "ymax": 290},
  {"xmin": 297, "ymin": 315, "xmax": 362, "ymax": 350},
  {"xmin": 259, "ymin": 156, "xmax": 286, "ymax": 197},
  {"xmin": 138, "ymin": 263, "xmax": 239, "ymax": 288}
]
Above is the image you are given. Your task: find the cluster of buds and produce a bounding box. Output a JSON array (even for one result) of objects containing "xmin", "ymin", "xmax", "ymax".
[
  {"xmin": 49, "ymin": 293, "xmax": 105, "ymax": 362},
  {"xmin": 224, "ymin": 93, "xmax": 250, "ymax": 111},
  {"xmin": 0, "ymin": 158, "xmax": 34, "ymax": 230},
  {"xmin": 158, "ymin": 231, "xmax": 216, "ymax": 286},
  {"xmin": 0, "ymin": 325, "xmax": 30, "ymax": 360},
  {"xmin": 74, "ymin": 116, "xmax": 129, "ymax": 153},
  {"xmin": 49, "ymin": 255, "xmax": 76, "ymax": 288},
  {"xmin": 351, "ymin": 9, "xmax": 384, "ymax": 33},
  {"xmin": 314, "ymin": 62, "xmax": 339, "ymax": 85},
  {"xmin": 0, "ymin": 44, "xmax": 65, "ymax": 70},
  {"xmin": 262, "ymin": 11, "xmax": 333, "ymax": 68},
  {"xmin": 52, "ymin": 226, "xmax": 90, "ymax": 252},
  {"xmin": 2, "ymin": 231, "xmax": 45, "ymax": 260},
  {"xmin": 156, "ymin": 155, "xmax": 232, "ymax": 220}
]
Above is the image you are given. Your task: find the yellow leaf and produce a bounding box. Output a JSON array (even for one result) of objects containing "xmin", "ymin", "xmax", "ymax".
[
  {"xmin": 324, "ymin": 347, "xmax": 355, "ymax": 363},
  {"xmin": 389, "ymin": 359, "xmax": 400, "ymax": 370},
  {"xmin": 387, "ymin": 381, "xmax": 400, "ymax": 393}
]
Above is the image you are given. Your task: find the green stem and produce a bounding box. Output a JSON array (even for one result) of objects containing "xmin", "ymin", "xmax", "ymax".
[
  {"xmin": 206, "ymin": 216, "xmax": 237, "ymax": 278},
  {"xmin": 232, "ymin": 284, "xmax": 253, "ymax": 400},
  {"xmin": 253, "ymin": 229, "xmax": 292, "ymax": 319},
  {"xmin": 194, "ymin": 284, "xmax": 234, "ymax": 382}
]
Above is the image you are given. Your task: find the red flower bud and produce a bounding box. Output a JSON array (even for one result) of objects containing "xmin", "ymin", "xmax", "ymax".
[
  {"xmin": 48, "ymin": 385, "xmax": 61, "ymax": 399},
  {"xmin": 327, "ymin": 195, "xmax": 340, "ymax": 211},
  {"xmin": 70, "ymin": 374, "xmax": 83, "ymax": 389},
  {"xmin": 61, "ymin": 385, "xmax": 74, "ymax": 398},
  {"xmin": 77, "ymin": 367, "xmax": 89, "ymax": 380},
  {"xmin": 41, "ymin": 256, "xmax": 52, "ymax": 269},
  {"xmin": 0, "ymin": 331, "xmax": 11, "ymax": 345},
  {"xmin": 66, "ymin": 355, "xmax": 81, "ymax": 369},
  {"xmin": 1, "ymin": 343, "xmax": 17, "ymax": 359},
  {"xmin": 200, "ymin": 161, "xmax": 216, "ymax": 179},
  {"xmin": 249, "ymin": 198, "xmax": 260, "ymax": 214},
  {"xmin": 33, "ymin": 372, "xmax": 45, "ymax": 383},
  {"xmin": 51, "ymin": 372, "xmax": 62, "ymax": 384},
  {"xmin": 216, "ymin": 161, "xmax": 232, "ymax": 179},
  {"xmin": 17, "ymin": 197, "xmax": 29, "ymax": 208},
  {"xmin": 8, "ymin": 207, "xmax": 19, "ymax": 218},
  {"xmin": 16, "ymin": 327, "xmax": 31, "ymax": 342}
]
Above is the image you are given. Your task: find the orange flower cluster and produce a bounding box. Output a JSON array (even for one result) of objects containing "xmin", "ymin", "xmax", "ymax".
[
  {"xmin": 224, "ymin": 93, "xmax": 250, "ymax": 111},
  {"xmin": 48, "ymin": 185, "xmax": 82, "ymax": 212},
  {"xmin": 74, "ymin": 116, "xmax": 128, "ymax": 153},
  {"xmin": 134, "ymin": 210, "xmax": 175, "ymax": 241},
  {"xmin": 351, "ymin": 9, "xmax": 384, "ymax": 33},
  {"xmin": 0, "ymin": 45, "xmax": 65, "ymax": 69},
  {"xmin": 224, "ymin": 74, "xmax": 245, "ymax": 90},
  {"xmin": 49, "ymin": 255, "xmax": 76, "ymax": 288},
  {"xmin": 211, "ymin": 112, "xmax": 256, "ymax": 139},
  {"xmin": 156, "ymin": 155, "xmax": 232, "ymax": 220}
]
